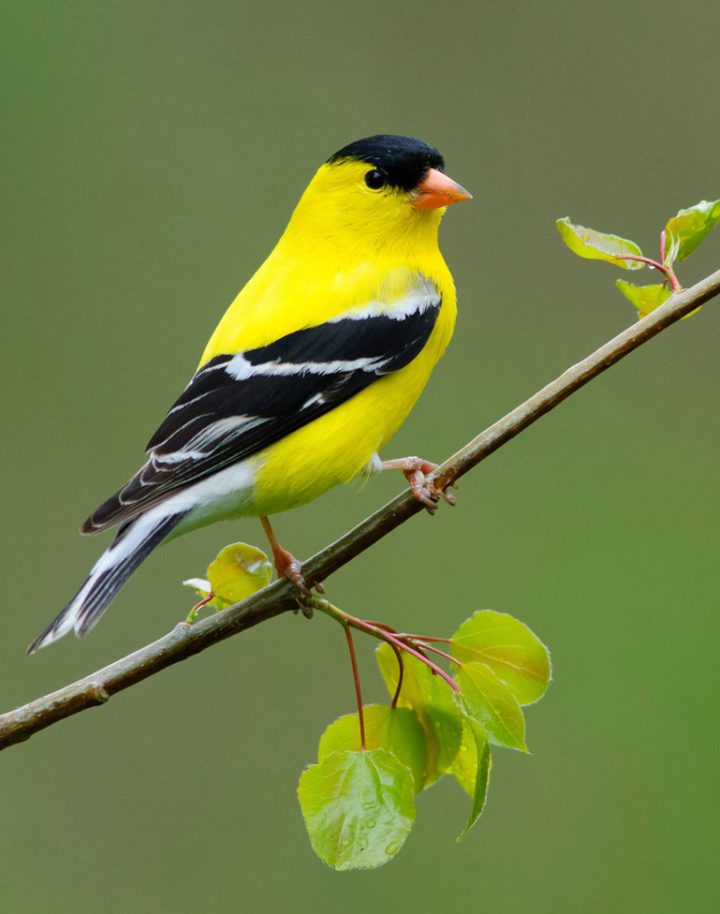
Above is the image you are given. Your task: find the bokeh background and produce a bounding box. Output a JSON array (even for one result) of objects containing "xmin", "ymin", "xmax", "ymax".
[{"xmin": 2, "ymin": 1, "xmax": 719, "ymax": 911}]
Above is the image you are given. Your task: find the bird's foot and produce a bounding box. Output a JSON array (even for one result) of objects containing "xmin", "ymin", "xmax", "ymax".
[
  {"xmin": 381, "ymin": 456, "xmax": 457, "ymax": 514},
  {"xmin": 260, "ymin": 516, "xmax": 314, "ymax": 618},
  {"xmin": 272, "ymin": 544, "xmax": 307, "ymax": 592},
  {"xmin": 272, "ymin": 547, "xmax": 314, "ymax": 618}
]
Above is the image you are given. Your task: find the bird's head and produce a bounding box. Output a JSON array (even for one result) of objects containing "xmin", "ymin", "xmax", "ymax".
[{"xmin": 284, "ymin": 135, "xmax": 471, "ymax": 252}]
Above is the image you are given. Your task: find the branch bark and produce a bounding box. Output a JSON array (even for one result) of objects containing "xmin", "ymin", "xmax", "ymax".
[{"xmin": 2, "ymin": 268, "xmax": 719, "ymax": 751}]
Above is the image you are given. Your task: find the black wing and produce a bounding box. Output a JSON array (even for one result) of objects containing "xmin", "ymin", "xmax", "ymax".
[{"xmin": 84, "ymin": 288, "xmax": 441, "ymax": 532}]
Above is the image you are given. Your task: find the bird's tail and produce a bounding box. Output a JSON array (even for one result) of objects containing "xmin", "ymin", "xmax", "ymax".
[{"xmin": 27, "ymin": 510, "xmax": 187, "ymax": 654}]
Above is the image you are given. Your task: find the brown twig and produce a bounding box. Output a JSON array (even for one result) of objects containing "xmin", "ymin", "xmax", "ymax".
[{"xmin": 1, "ymin": 267, "xmax": 719, "ymax": 752}]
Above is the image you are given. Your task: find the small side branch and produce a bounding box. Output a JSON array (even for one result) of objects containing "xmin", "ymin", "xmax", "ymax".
[{"xmin": 1, "ymin": 267, "xmax": 719, "ymax": 752}]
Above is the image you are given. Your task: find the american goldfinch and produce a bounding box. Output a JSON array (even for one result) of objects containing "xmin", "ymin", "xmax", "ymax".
[{"xmin": 29, "ymin": 134, "xmax": 470, "ymax": 652}]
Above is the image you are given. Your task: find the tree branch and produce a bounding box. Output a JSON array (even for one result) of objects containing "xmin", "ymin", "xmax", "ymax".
[{"xmin": 2, "ymin": 268, "xmax": 719, "ymax": 752}]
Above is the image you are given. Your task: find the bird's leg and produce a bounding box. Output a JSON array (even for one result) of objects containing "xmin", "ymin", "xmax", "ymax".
[
  {"xmin": 380, "ymin": 456, "xmax": 457, "ymax": 514},
  {"xmin": 259, "ymin": 516, "xmax": 314, "ymax": 617}
]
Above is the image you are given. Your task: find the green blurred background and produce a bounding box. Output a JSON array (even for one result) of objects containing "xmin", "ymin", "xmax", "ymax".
[{"xmin": 2, "ymin": 1, "xmax": 719, "ymax": 911}]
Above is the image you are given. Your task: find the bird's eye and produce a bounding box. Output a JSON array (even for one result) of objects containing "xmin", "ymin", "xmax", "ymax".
[{"xmin": 364, "ymin": 169, "xmax": 388, "ymax": 190}]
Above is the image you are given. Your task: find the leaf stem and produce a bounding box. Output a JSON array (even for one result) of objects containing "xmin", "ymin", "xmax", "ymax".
[
  {"xmin": 186, "ymin": 592, "xmax": 215, "ymax": 624},
  {"xmin": 389, "ymin": 644, "xmax": 404, "ymax": 710},
  {"xmin": 313, "ymin": 599, "xmax": 460, "ymax": 694},
  {"xmin": 342, "ymin": 624, "xmax": 365, "ymax": 750},
  {"xmin": 413, "ymin": 642, "xmax": 462, "ymax": 667},
  {"xmin": 614, "ymin": 253, "xmax": 682, "ymax": 293},
  {"xmin": 378, "ymin": 632, "xmax": 459, "ymax": 692},
  {"xmin": 363, "ymin": 620, "xmax": 398, "ymax": 633}
]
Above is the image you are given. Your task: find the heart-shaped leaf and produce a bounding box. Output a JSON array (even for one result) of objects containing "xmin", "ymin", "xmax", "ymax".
[
  {"xmin": 207, "ymin": 542, "xmax": 273, "ymax": 605},
  {"xmin": 298, "ymin": 748, "xmax": 415, "ymax": 871},
  {"xmin": 451, "ymin": 611, "xmax": 551, "ymax": 705},
  {"xmin": 456, "ymin": 662, "xmax": 528, "ymax": 752},
  {"xmin": 318, "ymin": 705, "xmax": 426, "ymax": 791}
]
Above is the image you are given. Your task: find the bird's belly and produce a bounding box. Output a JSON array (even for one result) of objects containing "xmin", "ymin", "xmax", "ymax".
[
  {"xmin": 165, "ymin": 458, "xmax": 260, "ymax": 537},
  {"xmin": 164, "ymin": 375, "xmax": 416, "ymax": 537},
  {"xmin": 250, "ymin": 337, "xmax": 444, "ymax": 517}
]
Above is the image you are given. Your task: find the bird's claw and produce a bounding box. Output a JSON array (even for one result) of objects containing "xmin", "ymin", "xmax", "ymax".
[
  {"xmin": 295, "ymin": 595, "xmax": 314, "ymax": 619},
  {"xmin": 399, "ymin": 458, "xmax": 457, "ymax": 514},
  {"xmin": 281, "ymin": 556, "xmax": 309, "ymax": 595},
  {"xmin": 273, "ymin": 551, "xmax": 314, "ymax": 618},
  {"xmin": 293, "ymin": 578, "xmax": 325, "ymax": 618}
]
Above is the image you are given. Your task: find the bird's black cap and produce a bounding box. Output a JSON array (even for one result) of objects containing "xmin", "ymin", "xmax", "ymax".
[{"xmin": 327, "ymin": 135, "xmax": 444, "ymax": 191}]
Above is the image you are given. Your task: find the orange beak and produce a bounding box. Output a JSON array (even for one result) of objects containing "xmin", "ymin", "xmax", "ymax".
[{"xmin": 413, "ymin": 168, "xmax": 472, "ymax": 210}]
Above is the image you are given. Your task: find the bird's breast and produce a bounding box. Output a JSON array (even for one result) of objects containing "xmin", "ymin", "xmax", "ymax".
[{"xmin": 251, "ymin": 285, "xmax": 456, "ymax": 517}]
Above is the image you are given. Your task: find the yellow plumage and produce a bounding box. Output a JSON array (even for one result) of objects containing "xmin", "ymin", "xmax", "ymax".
[
  {"xmin": 201, "ymin": 159, "xmax": 458, "ymax": 516},
  {"xmin": 29, "ymin": 135, "xmax": 469, "ymax": 650}
]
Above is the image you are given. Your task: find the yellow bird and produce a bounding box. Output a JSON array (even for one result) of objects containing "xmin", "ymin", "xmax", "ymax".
[{"xmin": 29, "ymin": 135, "xmax": 471, "ymax": 652}]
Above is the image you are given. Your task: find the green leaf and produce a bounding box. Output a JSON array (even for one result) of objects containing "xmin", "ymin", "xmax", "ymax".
[
  {"xmin": 455, "ymin": 719, "xmax": 492, "ymax": 840},
  {"xmin": 376, "ymin": 643, "xmax": 463, "ymax": 786},
  {"xmin": 556, "ymin": 217, "xmax": 644, "ymax": 269},
  {"xmin": 298, "ymin": 748, "xmax": 415, "ymax": 871},
  {"xmin": 664, "ymin": 199, "xmax": 720, "ymax": 263},
  {"xmin": 450, "ymin": 610, "xmax": 551, "ymax": 705},
  {"xmin": 456, "ymin": 661, "xmax": 528, "ymax": 752},
  {"xmin": 449, "ymin": 717, "xmax": 486, "ymax": 794},
  {"xmin": 206, "ymin": 542, "xmax": 273, "ymax": 605},
  {"xmin": 616, "ymin": 280, "xmax": 672, "ymax": 319},
  {"xmin": 318, "ymin": 705, "xmax": 426, "ymax": 792}
]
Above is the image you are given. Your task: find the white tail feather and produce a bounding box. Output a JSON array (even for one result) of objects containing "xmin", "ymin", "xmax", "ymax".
[{"xmin": 28, "ymin": 509, "xmax": 185, "ymax": 653}]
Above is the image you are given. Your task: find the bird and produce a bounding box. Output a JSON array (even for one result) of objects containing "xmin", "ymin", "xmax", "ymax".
[{"xmin": 28, "ymin": 134, "xmax": 471, "ymax": 653}]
